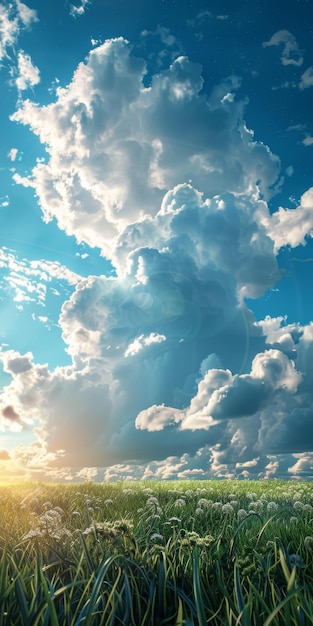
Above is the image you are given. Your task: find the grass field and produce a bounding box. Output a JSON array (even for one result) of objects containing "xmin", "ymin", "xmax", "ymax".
[{"xmin": 0, "ymin": 480, "xmax": 313, "ymax": 625}]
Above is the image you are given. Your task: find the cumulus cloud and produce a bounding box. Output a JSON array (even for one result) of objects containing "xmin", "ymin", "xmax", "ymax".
[
  {"xmin": 262, "ymin": 187, "xmax": 313, "ymax": 251},
  {"xmin": 16, "ymin": 50, "xmax": 40, "ymax": 91},
  {"xmin": 263, "ymin": 30, "xmax": 303, "ymax": 67},
  {"xmin": 288, "ymin": 453, "xmax": 313, "ymax": 478},
  {"xmin": 11, "ymin": 38, "xmax": 281, "ymax": 258},
  {"xmin": 2, "ymin": 38, "xmax": 313, "ymax": 481},
  {"xmin": 136, "ymin": 348, "xmax": 301, "ymax": 431}
]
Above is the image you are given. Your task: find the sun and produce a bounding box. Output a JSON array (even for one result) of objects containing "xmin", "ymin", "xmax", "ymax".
[{"xmin": 0, "ymin": 458, "xmax": 26, "ymax": 484}]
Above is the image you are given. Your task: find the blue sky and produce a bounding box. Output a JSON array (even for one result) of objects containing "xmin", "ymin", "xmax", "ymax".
[{"xmin": 1, "ymin": 0, "xmax": 313, "ymax": 482}]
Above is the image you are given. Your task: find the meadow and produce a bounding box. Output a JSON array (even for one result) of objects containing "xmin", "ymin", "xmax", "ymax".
[{"xmin": 0, "ymin": 480, "xmax": 313, "ymax": 625}]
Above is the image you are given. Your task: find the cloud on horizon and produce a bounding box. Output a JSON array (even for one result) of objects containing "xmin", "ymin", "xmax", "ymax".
[{"xmin": 2, "ymin": 37, "xmax": 313, "ymax": 481}]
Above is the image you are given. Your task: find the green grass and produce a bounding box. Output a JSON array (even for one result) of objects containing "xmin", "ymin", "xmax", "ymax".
[{"xmin": 0, "ymin": 480, "xmax": 313, "ymax": 624}]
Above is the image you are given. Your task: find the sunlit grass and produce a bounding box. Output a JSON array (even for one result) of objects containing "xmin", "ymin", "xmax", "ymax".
[{"xmin": 0, "ymin": 480, "xmax": 313, "ymax": 624}]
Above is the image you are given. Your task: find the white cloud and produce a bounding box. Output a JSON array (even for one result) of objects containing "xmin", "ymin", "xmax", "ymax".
[
  {"xmin": 303, "ymin": 136, "xmax": 313, "ymax": 147},
  {"xmin": 0, "ymin": 247, "xmax": 82, "ymax": 308},
  {"xmin": 263, "ymin": 187, "xmax": 313, "ymax": 251},
  {"xmin": 8, "ymin": 148, "xmax": 18, "ymax": 162},
  {"xmin": 263, "ymin": 30, "xmax": 303, "ymax": 67},
  {"xmin": 0, "ymin": 1, "xmax": 38, "ymax": 61},
  {"xmin": 69, "ymin": 0, "xmax": 91, "ymax": 18},
  {"xmin": 0, "ymin": 4, "xmax": 19, "ymax": 60},
  {"xmin": 125, "ymin": 333, "xmax": 166, "ymax": 357},
  {"xmin": 136, "ymin": 348, "xmax": 301, "ymax": 432},
  {"xmin": 11, "ymin": 38, "xmax": 281, "ymax": 259},
  {"xmin": 299, "ymin": 66, "xmax": 313, "ymax": 89},
  {"xmin": 3, "ymin": 38, "xmax": 313, "ymax": 481},
  {"xmin": 288, "ymin": 453, "xmax": 313, "ymax": 478},
  {"xmin": 1, "ymin": 316, "xmax": 312, "ymax": 481},
  {"xmin": 0, "ymin": 195, "xmax": 9, "ymax": 208},
  {"xmin": 15, "ymin": 0, "xmax": 38, "ymax": 28},
  {"xmin": 16, "ymin": 50, "xmax": 40, "ymax": 91}
]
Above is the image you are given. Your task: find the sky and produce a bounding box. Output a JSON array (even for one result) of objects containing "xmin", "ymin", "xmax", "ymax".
[{"xmin": 0, "ymin": 0, "xmax": 313, "ymax": 483}]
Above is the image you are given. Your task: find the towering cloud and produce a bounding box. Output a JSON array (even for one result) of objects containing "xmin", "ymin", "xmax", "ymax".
[{"xmin": 3, "ymin": 37, "xmax": 313, "ymax": 480}]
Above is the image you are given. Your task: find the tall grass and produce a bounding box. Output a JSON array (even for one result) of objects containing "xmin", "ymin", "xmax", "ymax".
[{"xmin": 0, "ymin": 480, "xmax": 313, "ymax": 624}]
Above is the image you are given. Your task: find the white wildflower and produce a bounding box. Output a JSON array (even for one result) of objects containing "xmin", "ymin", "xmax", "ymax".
[
  {"xmin": 237, "ymin": 509, "xmax": 248, "ymax": 521},
  {"xmin": 212, "ymin": 502, "xmax": 222, "ymax": 511},
  {"xmin": 150, "ymin": 533, "xmax": 164, "ymax": 542},
  {"xmin": 54, "ymin": 506, "xmax": 64, "ymax": 515},
  {"xmin": 173, "ymin": 498, "xmax": 186, "ymax": 508},
  {"xmin": 304, "ymin": 536, "xmax": 313, "ymax": 552},
  {"xmin": 247, "ymin": 492, "xmax": 258, "ymax": 500},
  {"xmin": 43, "ymin": 501, "xmax": 53, "ymax": 510},
  {"xmin": 185, "ymin": 490, "xmax": 194, "ymax": 498},
  {"xmin": 222, "ymin": 503, "xmax": 234, "ymax": 515},
  {"xmin": 23, "ymin": 528, "xmax": 43, "ymax": 540},
  {"xmin": 147, "ymin": 496, "xmax": 159, "ymax": 506},
  {"xmin": 293, "ymin": 501, "xmax": 304, "ymax": 510},
  {"xmin": 267, "ymin": 502, "xmax": 278, "ymax": 513},
  {"xmin": 293, "ymin": 492, "xmax": 303, "ymax": 500},
  {"xmin": 197, "ymin": 498, "xmax": 212, "ymax": 508},
  {"xmin": 249, "ymin": 500, "xmax": 263, "ymax": 513},
  {"xmin": 195, "ymin": 508, "xmax": 204, "ymax": 516}
]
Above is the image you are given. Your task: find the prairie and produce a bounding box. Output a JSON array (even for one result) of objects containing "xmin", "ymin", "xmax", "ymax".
[{"xmin": 0, "ymin": 480, "xmax": 313, "ymax": 625}]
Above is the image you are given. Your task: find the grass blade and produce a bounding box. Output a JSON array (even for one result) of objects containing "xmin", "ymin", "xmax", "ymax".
[{"xmin": 192, "ymin": 548, "xmax": 206, "ymax": 626}]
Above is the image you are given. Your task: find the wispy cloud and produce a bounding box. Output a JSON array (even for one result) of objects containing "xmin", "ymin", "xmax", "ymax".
[
  {"xmin": 16, "ymin": 50, "xmax": 40, "ymax": 91},
  {"xmin": 15, "ymin": 0, "xmax": 38, "ymax": 28},
  {"xmin": 68, "ymin": 0, "xmax": 91, "ymax": 18},
  {"xmin": 263, "ymin": 30, "xmax": 303, "ymax": 67},
  {"xmin": 0, "ymin": 1, "xmax": 38, "ymax": 61},
  {"xmin": 0, "ymin": 247, "xmax": 82, "ymax": 308},
  {"xmin": 8, "ymin": 148, "xmax": 18, "ymax": 162},
  {"xmin": 299, "ymin": 66, "xmax": 313, "ymax": 90}
]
